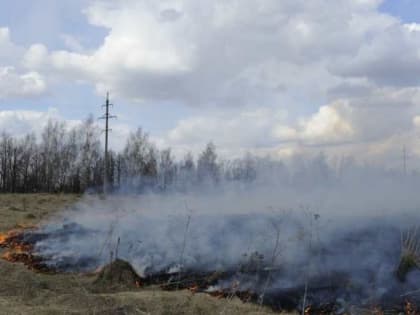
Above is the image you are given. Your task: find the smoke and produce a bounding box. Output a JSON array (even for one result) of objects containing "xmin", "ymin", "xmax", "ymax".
[{"xmin": 24, "ymin": 159, "xmax": 420, "ymax": 308}]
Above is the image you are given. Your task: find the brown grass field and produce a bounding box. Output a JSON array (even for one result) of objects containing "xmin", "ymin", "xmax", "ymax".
[{"xmin": 0, "ymin": 194, "xmax": 285, "ymax": 315}]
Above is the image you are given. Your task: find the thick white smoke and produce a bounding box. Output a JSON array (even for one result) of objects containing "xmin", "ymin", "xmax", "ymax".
[{"xmin": 24, "ymin": 161, "xmax": 420, "ymax": 309}]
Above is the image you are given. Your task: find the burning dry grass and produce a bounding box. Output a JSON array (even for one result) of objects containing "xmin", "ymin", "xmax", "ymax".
[
  {"xmin": 0, "ymin": 225, "xmax": 52, "ymax": 273},
  {"xmin": 3, "ymin": 194, "xmax": 419, "ymax": 314},
  {"xmin": 0, "ymin": 194, "xmax": 279, "ymax": 315}
]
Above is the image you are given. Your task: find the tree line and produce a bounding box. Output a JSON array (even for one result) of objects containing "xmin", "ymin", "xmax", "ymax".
[
  {"xmin": 0, "ymin": 116, "xmax": 259, "ymax": 193},
  {"xmin": 1, "ymin": 115, "xmax": 414, "ymax": 194}
]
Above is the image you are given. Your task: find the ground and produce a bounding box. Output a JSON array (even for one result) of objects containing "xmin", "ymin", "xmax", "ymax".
[{"xmin": 0, "ymin": 194, "xmax": 284, "ymax": 315}]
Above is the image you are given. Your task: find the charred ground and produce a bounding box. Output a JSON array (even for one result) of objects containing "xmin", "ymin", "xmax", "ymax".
[
  {"xmin": 0, "ymin": 194, "xmax": 280, "ymax": 315},
  {"xmin": 2, "ymin": 194, "xmax": 420, "ymax": 314}
]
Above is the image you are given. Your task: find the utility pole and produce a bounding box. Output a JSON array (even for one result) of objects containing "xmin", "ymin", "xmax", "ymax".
[
  {"xmin": 403, "ymin": 145, "xmax": 407, "ymax": 176},
  {"xmin": 99, "ymin": 92, "xmax": 116, "ymax": 194}
]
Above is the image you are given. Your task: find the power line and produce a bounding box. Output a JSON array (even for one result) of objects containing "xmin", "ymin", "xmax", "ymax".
[{"xmin": 99, "ymin": 92, "xmax": 116, "ymax": 194}]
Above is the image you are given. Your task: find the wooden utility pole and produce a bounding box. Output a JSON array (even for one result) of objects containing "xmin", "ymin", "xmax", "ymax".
[
  {"xmin": 99, "ymin": 93, "xmax": 116, "ymax": 194},
  {"xmin": 403, "ymin": 145, "xmax": 407, "ymax": 176}
]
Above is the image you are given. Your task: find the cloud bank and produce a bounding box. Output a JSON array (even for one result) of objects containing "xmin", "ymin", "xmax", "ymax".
[{"xmin": 2, "ymin": 0, "xmax": 420, "ymax": 165}]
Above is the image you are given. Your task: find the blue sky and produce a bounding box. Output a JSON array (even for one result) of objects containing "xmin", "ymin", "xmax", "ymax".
[
  {"xmin": 1, "ymin": 0, "xmax": 420, "ymax": 164},
  {"xmin": 380, "ymin": 0, "xmax": 420, "ymax": 23}
]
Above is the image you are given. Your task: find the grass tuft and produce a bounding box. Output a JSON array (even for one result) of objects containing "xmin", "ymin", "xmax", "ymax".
[{"xmin": 396, "ymin": 226, "xmax": 420, "ymax": 281}]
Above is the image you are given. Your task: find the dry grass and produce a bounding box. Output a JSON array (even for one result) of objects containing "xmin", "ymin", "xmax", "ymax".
[
  {"xmin": 0, "ymin": 193, "xmax": 80, "ymax": 232},
  {"xmin": 0, "ymin": 194, "xmax": 285, "ymax": 315},
  {"xmin": 396, "ymin": 226, "xmax": 420, "ymax": 281}
]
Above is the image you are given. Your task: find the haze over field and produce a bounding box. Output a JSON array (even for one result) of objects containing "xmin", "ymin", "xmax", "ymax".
[{"xmin": 22, "ymin": 173, "xmax": 420, "ymax": 310}]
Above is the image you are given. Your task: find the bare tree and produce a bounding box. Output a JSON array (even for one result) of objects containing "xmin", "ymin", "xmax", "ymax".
[
  {"xmin": 158, "ymin": 148, "xmax": 176, "ymax": 191},
  {"xmin": 197, "ymin": 142, "xmax": 219, "ymax": 184}
]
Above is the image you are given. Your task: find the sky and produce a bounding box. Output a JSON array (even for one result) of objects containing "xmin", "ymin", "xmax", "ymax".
[{"xmin": 1, "ymin": 0, "xmax": 420, "ymax": 167}]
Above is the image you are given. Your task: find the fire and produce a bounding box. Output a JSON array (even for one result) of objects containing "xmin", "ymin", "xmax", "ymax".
[
  {"xmin": 0, "ymin": 233, "xmax": 7, "ymax": 244},
  {"xmin": 0, "ymin": 227, "xmax": 33, "ymax": 264},
  {"xmin": 208, "ymin": 291, "xmax": 225, "ymax": 299},
  {"xmin": 371, "ymin": 306, "xmax": 384, "ymax": 315},
  {"xmin": 188, "ymin": 284, "xmax": 199, "ymax": 293},
  {"xmin": 1, "ymin": 223, "xmax": 419, "ymax": 314},
  {"xmin": 0, "ymin": 230, "xmax": 21, "ymax": 246},
  {"xmin": 0, "ymin": 225, "xmax": 52, "ymax": 273},
  {"xmin": 1, "ymin": 238, "xmax": 34, "ymax": 262},
  {"xmin": 0, "ymin": 224, "xmax": 37, "ymax": 248},
  {"xmin": 404, "ymin": 299, "xmax": 417, "ymax": 315}
]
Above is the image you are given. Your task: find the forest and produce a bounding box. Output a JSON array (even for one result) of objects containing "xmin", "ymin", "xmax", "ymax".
[
  {"xmin": 0, "ymin": 115, "xmax": 414, "ymax": 194},
  {"xmin": 0, "ymin": 115, "xmax": 256, "ymax": 193}
]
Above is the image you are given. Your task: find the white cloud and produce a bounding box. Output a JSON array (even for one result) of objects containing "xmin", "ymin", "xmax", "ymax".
[
  {"xmin": 0, "ymin": 27, "xmax": 23, "ymax": 64},
  {"xmin": 299, "ymin": 104, "xmax": 354, "ymax": 143},
  {"xmin": 159, "ymin": 103, "xmax": 355, "ymax": 157},
  {"xmin": 0, "ymin": 67, "xmax": 46, "ymax": 99},
  {"xmin": 0, "ymin": 27, "xmax": 47, "ymax": 98},
  {"xmin": 61, "ymin": 34, "xmax": 84, "ymax": 52},
  {"xmin": 330, "ymin": 23, "xmax": 420, "ymax": 86},
  {"xmin": 158, "ymin": 87, "xmax": 420, "ymax": 163},
  {"xmin": 17, "ymin": 1, "xmax": 419, "ymax": 106},
  {"xmin": 165, "ymin": 102, "xmax": 350, "ymax": 146},
  {"xmin": 25, "ymin": 0, "xmax": 404, "ymax": 106},
  {"xmin": 22, "ymin": 44, "xmax": 48, "ymax": 69},
  {"xmin": 404, "ymin": 23, "xmax": 420, "ymax": 33},
  {"xmin": 0, "ymin": 108, "xmax": 59, "ymax": 136},
  {"xmin": 165, "ymin": 108, "xmax": 287, "ymax": 152},
  {"xmin": 3, "ymin": 1, "xmax": 420, "ymax": 166}
]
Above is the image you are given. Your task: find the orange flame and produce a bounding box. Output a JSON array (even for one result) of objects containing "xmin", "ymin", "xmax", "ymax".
[
  {"xmin": 0, "ymin": 230, "xmax": 19, "ymax": 246},
  {"xmin": 188, "ymin": 284, "xmax": 199, "ymax": 293},
  {"xmin": 371, "ymin": 306, "xmax": 384, "ymax": 315},
  {"xmin": 0, "ymin": 225, "xmax": 51, "ymax": 273},
  {"xmin": 404, "ymin": 299, "xmax": 417, "ymax": 315}
]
